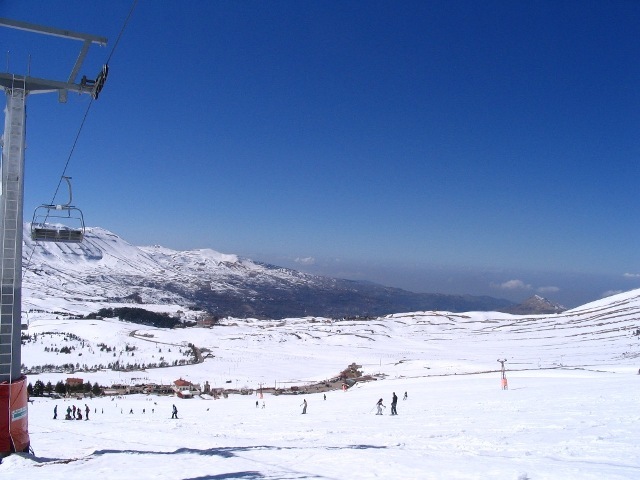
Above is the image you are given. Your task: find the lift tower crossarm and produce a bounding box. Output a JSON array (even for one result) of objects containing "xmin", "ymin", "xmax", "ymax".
[
  {"xmin": 0, "ymin": 17, "xmax": 108, "ymax": 102},
  {"xmin": 0, "ymin": 17, "xmax": 107, "ymax": 45},
  {"xmin": 0, "ymin": 73, "xmax": 86, "ymax": 94}
]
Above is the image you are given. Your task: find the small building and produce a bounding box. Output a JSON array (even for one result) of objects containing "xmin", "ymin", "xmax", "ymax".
[
  {"xmin": 196, "ymin": 316, "xmax": 217, "ymax": 328},
  {"xmin": 129, "ymin": 385, "xmax": 145, "ymax": 394},
  {"xmin": 104, "ymin": 384, "xmax": 129, "ymax": 395},
  {"xmin": 173, "ymin": 378, "xmax": 199, "ymax": 398},
  {"xmin": 65, "ymin": 377, "xmax": 84, "ymax": 388},
  {"xmin": 144, "ymin": 384, "xmax": 174, "ymax": 395}
]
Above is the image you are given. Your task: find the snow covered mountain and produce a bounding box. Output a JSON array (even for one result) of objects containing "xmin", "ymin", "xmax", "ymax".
[
  {"xmin": 22, "ymin": 224, "xmax": 513, "ymax": 318},
  {"xmin": 501, "ymin": 294, "xmax": 566, "ymax": 315}
]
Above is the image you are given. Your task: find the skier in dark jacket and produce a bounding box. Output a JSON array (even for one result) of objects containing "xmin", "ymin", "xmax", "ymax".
[
  {"xmin": 53, "ymin": 405, "xmax": 58, "ymax": 420},
  {"xmin": 391, "ymin": 392, "xmax": 398, "ymax": 415},
  {"xmin": 171, "ymin": 404, "xmax": 178, "ymax": 419}
]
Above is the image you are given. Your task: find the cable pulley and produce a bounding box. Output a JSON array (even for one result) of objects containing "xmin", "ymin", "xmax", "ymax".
[{"xmin": 81, "ymin": 64, "xmax": 109, "ymax": 99}]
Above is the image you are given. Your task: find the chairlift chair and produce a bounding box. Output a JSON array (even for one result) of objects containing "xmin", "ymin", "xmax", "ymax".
[{"xmin": 30, "ymin": 176, "xmax": 85, "ymax": 243}]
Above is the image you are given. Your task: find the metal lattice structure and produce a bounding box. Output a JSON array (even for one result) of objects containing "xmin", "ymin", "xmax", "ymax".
[
  {"xmin": 0, "ymin": 85, "xmax": 26, "ymax": 381},
  {"xmin": 0, "ymin": 16, "xmax": 107, "ymax": 455}
]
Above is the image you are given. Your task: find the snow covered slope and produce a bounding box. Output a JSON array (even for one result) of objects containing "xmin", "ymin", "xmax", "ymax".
[
  {"xmin": 10, "ymin": 286, "xmax": 640, "ymax": 479},
  {"xmin": 21, "ymin": 288, "xmax": 640, "ymax": 388}
]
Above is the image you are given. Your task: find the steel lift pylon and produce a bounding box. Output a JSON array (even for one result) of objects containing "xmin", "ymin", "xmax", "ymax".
[{"xmin": 0, "ymin": 17, "xmax": 107, "ymax": 455}]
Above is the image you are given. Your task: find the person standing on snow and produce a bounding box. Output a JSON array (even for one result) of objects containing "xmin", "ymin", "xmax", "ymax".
[
  {"xmin": 171, "ymin": 404, "xmax": 178, "ymax": 419},
  {"xmin": 391, "ymin": 392, "xmax": 398, "ymax": 415},
  {"xmin": 53, "ymin": 405, "xmax": 58, "ymax": 420},
  {"xmin": 403, "ymin": 391, "xmax": 408, "ymax": 400},
  {"xmin": 301, "ymin": 399, "xmax": 307, "ymax": 414},
  {"xmin": 376, "ymin": 398, "xmax": 385, "ymax": 415},
  {"xmin": 85, "ymin": 404, "xmax": 90, "ymax": 420}
]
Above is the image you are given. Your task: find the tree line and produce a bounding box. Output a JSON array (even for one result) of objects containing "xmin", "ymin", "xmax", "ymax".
[
  {"xmin": 86, "ymin": 307, "xmax": 182, "ymax": 329},
  {"xmin": 28, "ymin": 379, "xmax": 102, "ymax": 397}
]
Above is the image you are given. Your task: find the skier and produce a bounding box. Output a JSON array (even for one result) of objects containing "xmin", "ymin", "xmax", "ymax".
[
  {"xmin": 301, "ymin": 399, "xmax": 307, "ymax": 414},
  {"xmin": 53, "ymin": 405, "xmax": 58, "ymax": 420},
  {"xmin": 66, "ymin": 406, "xmax": 72, "ymax": 420},
  {"xmin": 85, "ymin": 404, "xmax": 90, "ymax": 420},
  {"xmin": 72, "ymin": 405, "xmax": 76, "ymax": 417},
  {"xmin": 390, "ymin": 392, "xmax": 398, "ymax": 415},
  {"xmin": 376, "ymin": 398, "xmax": 385, "ymax": 415},
  {"xmin": 171, "ymin": 404, "xmax": 178, "ymax": 419},
  {"xmin": 256, "ymin": 400, "xmax": 259, "ymax": 408},
  {"xmin": 403, "ymin": 391, "xmax": 408, "ymax": 400}
]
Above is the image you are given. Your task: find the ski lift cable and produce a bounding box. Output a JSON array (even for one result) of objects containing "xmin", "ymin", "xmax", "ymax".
[
  {"xmin": 105, "ymin": 0, "xmax": 138, "ymax": 66},
  {"xmin": 47, "ymin": 0, "xmax": 138, "ymax": 206},
  {"xmin": 46, "ymin": 100, "xmax": 94, "ymax": 206},
  {"xmin": 23, "ymin": 1, "xmax": 138, "ymax": 275}
]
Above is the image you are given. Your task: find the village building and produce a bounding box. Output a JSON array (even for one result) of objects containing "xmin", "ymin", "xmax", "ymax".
[
  {"xmin": 65, "ymin": 377, "xmax": 84, "ymax": 388},
  {"xmin": 144, "ymin": 384, "xmax": 174, "ymax": 395},
  {"xmin": 103, "ymin": 384, "xmax": 129, "ymax": 396},
  {"xmin": 196, "ymin": 316, "xmax": 217, "ymax": 328},
  {"xmin": 173, "ymin": 378, "xmax": 200, "ymax": 398}
]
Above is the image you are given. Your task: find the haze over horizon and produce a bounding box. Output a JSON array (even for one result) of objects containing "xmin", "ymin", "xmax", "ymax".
[{"xmin": 3, "ymin": 1, "xmax": 640, "ymax": 308}]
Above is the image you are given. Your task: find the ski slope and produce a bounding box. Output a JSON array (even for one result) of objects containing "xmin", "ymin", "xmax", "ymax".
[{"xmin": 3, "ymin": 289, "xmax": 640, "ymax": 479}]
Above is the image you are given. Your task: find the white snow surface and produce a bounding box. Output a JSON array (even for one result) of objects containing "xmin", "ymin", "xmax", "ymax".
[{"xmin": 4, "ymin": 285, "xmax": 640, "ymax": 478}]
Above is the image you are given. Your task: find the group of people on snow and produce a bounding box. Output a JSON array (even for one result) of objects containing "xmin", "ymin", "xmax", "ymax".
[
  {"xmin": 376, "ymin": 391, "xmax": 404, "ymax": 415},
  {"xmin": 57, "ymin": 403, "xmax": 91, "ymax": 420},
  {"xmin": 52, "ymin": 388, "xmax": 409, "ymax": 421}
]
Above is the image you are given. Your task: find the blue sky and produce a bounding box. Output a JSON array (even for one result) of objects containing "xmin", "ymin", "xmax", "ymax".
[{"xmin": 3, "ymin": 0, "xmax": 640, "ymax": 307}]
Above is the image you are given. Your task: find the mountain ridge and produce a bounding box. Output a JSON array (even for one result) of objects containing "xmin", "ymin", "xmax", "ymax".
[{"xmin": 22, "ymin": 224, "xmax": 515, "ymax": 318}]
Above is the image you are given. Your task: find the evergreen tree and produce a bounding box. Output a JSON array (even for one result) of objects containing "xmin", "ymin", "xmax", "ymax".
[
  {"xmin": 91, "ymin": 382, "xmax": 102, "ymax": 396},
  {"xmin": 54, "ymin": 381, "xmax": 66, "ymax": 396},
  {"xmin": 33, "ymin": 380, "xmax": 45, "ymax": 397}
]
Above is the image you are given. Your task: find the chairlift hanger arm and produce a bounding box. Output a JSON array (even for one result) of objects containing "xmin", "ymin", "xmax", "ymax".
[{"xmin": 0, "ymin": 17, "xmax": 108, "ymax": 102}]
